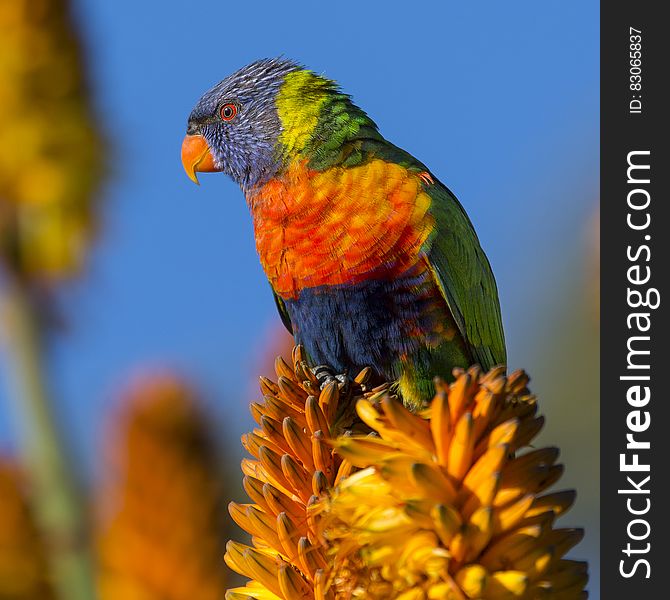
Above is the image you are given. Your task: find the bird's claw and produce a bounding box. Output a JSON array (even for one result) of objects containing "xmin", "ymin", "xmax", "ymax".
[{"xmin": 312, "ymin": 365, "xmax": 350, "ymax": 393}]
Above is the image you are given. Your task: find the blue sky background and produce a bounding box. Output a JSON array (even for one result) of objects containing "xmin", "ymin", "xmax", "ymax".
[{"xmin": 0, "ymin": 0, "xmax": 599, "ymax": 593}]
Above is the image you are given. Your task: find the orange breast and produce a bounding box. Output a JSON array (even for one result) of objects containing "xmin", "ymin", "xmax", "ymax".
[{"xmin": 248, "ymin": 159, "xmax": 435, "ymax": 299}]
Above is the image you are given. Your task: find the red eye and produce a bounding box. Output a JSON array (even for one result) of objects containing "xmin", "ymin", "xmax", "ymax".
[{"xmin": 220, "ymin": 103, "xmax": 237, "ymax": 121}]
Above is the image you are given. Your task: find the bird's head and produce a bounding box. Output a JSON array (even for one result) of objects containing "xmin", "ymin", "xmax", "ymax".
[
  {"xmin": 181, "ymin": 58, "xmax": 378, "ymax": 190},
  {"xmin": 181, "ymin": 58, "xmax": 298, "ymax": 189}
]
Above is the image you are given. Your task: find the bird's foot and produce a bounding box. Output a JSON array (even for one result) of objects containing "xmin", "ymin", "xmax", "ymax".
[{"xmin": 312, "ymin": 365, "xmax": 350, "ymax": 393}]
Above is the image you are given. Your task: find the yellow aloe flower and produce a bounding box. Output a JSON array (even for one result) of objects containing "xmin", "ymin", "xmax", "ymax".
[
  {"xmin": 0, "ymin": 0, "xmax": 103, "ymax": 282},
  {"xmin": 0, "ymin": 458, "xmax": 55, "ymax": 599},
  {"xmin": 225, "ymin": 349, "xmax": 588, "ymax": 600},
  {"xmin": 96, "ymin": 374, "xmax": 227, "ymax": 600},
  {"xmin": 225, "ymin": 346, "xmax": 370, "ymax": 600}
]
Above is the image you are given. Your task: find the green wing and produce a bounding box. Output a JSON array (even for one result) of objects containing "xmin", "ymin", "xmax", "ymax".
[
  {"xmin": 272, "ymin": 287, "xmax": 294, "ymax": 335},
  {"xmin": 425, "ymin": 181, "xmax": 506, "ymax": 371}
]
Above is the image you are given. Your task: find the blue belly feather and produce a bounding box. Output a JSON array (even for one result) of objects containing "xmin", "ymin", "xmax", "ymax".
[{"xmin": 284, "ymin": 269, "xmax": 445, "ymax": 379}]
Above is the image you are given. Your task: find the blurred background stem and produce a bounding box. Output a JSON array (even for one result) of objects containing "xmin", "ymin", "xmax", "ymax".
[{"xmin": 0, "ymin": 277, "xmax": 96, "ymax": 600}]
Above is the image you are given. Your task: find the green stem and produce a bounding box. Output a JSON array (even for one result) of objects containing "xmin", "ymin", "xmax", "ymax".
[{"xmin": 0, "ymin": 279, "xmax": 96, "ymax": 600}]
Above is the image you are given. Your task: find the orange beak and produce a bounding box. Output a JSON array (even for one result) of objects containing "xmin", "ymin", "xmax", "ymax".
[{"xmin": 181, "ymin": 134, "xmax": 219, "ymax": 184}]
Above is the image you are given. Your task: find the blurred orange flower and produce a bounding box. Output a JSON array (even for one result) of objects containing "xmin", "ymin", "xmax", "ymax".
[{"xmin": 96, "ymin": 373, "xmax": 227, "ymax": 600}]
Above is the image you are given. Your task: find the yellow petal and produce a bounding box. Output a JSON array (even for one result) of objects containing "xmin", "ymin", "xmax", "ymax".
[
  {"xmin": 225, "ymin": 541, "xmax": 250, "ymax": 577},
  {"xmin": 431, "ymin": 503, "xmax": 462, "ymax": 546},
  {"xmin": 305, "ymin": 396, "xmax": 330, "ymax": 435},
  {"xmin": 283, "ymin": 416, "xmax": 315, "ymax": 471},
  {"xmin": 297, "ymin": 536, "xmax": 327, "ymax": 578},
  {"xmin": 447, "ymin": 412, "xmax": 474, "ymax": 482},
  {"xmin": 244, "ymin": 476, "xmax": 272, "ymax": 514},
  {"xmin": 455, "ymin": 564, "xmax": 489, "ymax": 598},
  {"xmin": 281, "ymin": 454, "xmax": 312, "ymax": 503},
  {"xmin": 486, "ymin": 570, "xmax": 528, "ymax": 599},
  {"xmin": 525, "ymin": 490, "xmax": 576, "ymax": 519},
  {"xmin": 277, "ymin": 564, "xmax": 312, "ymax": 599},
  {"xmin": 430, "ymin": 390, "xmax": 451, "ymax": 466},
  {"xmin": 226, "ymin": 586, "xmax": 283, "ymax": 600},
  {"xmin": 493, "ymin": 494, "xmax": 534, "ymax": 535},
  {"xmin": 242, "ymin": 548, "xmax": 284, "ymax": 599},
  {"xmin": 247, "ymin": 505, "xmax": 282, "ymax": 550},
  {"xmin": 410, "ymin": 462, "xmax": 458, "ymax": 504},
  {"xmin": 333, "ymin": 436, "xmax": 405, "ymax": 467},
  {"xmin": 318, "ymin": 381, "xmax": 339, "ymax": 423},
  {"xmin": 258, "ymin": 446, "xmax": 293, "ymax": 496},
  {"xmin": 261, "ymin": 415, "xmax": 293, "ymax": 455},
  {"xmin": 276, "ymin": 512, "xmax": 300, "ymax": 559},
  {"xmin": 481, "ymin": 525, "xmax": 544, "ymax": 571},
  {"xmin": 311, "ymin": 431, "xmax": 332, "ymax": 479},
  {"xmin": 448, "ymin": 372, "xmax": 473, "ymax": 422},
  {"xmin": 461, "ymin": 472, "xmax": 500, "ymax": 521},
  {"xmin": 462, "ymin": 444, "xmax": 508, "ymax": 498},
  {"xmin": 381, "ymin": 395, "xmax": 435, "ymax": 452},
  {"xmin": 482, "ymin": 419, "xmax": 519, "ymax": 451},
  {"xmin": 277, "ymin": 375, "xmax": 308, "ymax": 410},
  {"xmin": 463, "ymin": 506, "xmax": 494, "ymax": 562},
  {"xmin": 262, "ymin": 482, "xmax": 304, "ymax": 521}
]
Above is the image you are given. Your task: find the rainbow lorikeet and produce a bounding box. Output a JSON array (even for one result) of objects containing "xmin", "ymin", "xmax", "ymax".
[{"xmin": 181, "ymin": 58, "xmax": 506, "ymax": 409}]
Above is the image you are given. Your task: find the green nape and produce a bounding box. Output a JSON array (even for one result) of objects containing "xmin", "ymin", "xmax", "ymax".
[
  {"xmin": 305, "ymin": 91, "xmax": 381, "ymax": 170},
  {"xmin": 276, "ymin": 67, "xmax": 432, "ymax": 173}
]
